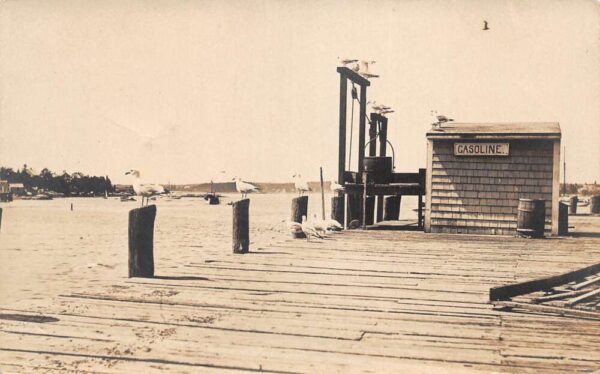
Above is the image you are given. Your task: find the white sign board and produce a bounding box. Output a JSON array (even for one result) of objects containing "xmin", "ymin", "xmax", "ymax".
[{"xmin": 454, "ymin": 143, "xmax": 509, "ymax": 156}]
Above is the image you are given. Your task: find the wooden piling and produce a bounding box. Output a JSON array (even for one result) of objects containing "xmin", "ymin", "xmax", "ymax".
[
  {"xmin": 384, "ymin": 195, "xmax": 401, "ymax": 221},
  {"xmin": 290, "ymin": 196, "xmax": 308, "ymax": 239},
  {"xmin": 558, "ymin": 202, "xmax": 568, "ymax": 236},
  {"xmin": 128, "ymin": 205, "xmax": 156, "ymax": 278},
  {"xmin": 569, "ymin": 195, "xmax": 578, "ymax": 215},
  {"xmin": 232, "ymin": 199, "xmax": 250, "ymax": 253},
  {"xmin": 70, "ymin": 203, "xmax": 73, "ymax": 211},
  {"xmin": 0, "ymin": 207, "xmax": 3, "ymax": 232},
  {"xmin": 591, "ymin": 195, "xmax": 600, "ymax": 215}
]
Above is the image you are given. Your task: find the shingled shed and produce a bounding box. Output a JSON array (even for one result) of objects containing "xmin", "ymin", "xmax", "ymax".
[{"xmin": 425, "ymin": 123, "xmax": 561, "ymax": 235}]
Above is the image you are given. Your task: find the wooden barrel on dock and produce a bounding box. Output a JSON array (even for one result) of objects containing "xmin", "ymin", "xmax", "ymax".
[
  {"xmin": 291, "ymin": 196, "xmax": 308, "ymax": 239},
  {"xmin": 591, "ymin": 195, "xmax": 600, "ymax": 215},
  {"xmin": 558, "ymin": 202, "xmax": 568, "ymax": 236},
  {"xmin": 569, "ymin": 195, "xmax": 578, "ymax": 215},
  {"xmin": 517, "ymin": 199, "xmax": 545, "ymax": 238}
]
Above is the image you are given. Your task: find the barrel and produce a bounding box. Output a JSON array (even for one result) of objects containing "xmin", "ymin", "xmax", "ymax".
[
  {"xmin": 558, "ymin": 202, "xmax": 568, "ymax": 236},
  {"xmin": 363, "ymin": 157, "xmax": 392, "ymax": 184},
  {"xmin": 516, "ymin": 199, "xmax": 545, "ymax": 238},
  {"xmin": 569, "ymin": 195, "xmax": 578, "ymax": 215},
  {"xmin": 591, "ymin": 195, "xmax": 600, "ymax": 215}
]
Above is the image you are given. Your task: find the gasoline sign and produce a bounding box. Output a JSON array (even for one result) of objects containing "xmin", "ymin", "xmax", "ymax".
[{"xmin": 454, "ymin": 143, "xmax": 509, "ymax": 156}]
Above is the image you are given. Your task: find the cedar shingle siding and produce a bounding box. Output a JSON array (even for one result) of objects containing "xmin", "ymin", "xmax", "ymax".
[{"xmin": 429, "ymin": 140, "xmax": 554, "ymax": 235}]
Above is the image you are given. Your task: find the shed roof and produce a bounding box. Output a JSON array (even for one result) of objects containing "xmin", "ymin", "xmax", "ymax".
[{"xmin": 427, "ymin": 122, "xmax": 561, "ymax": 140}]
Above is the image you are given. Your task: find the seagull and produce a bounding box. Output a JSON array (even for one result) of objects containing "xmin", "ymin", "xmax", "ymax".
[
  {"xmin": 312, "ymin": 214, "xmax": 343, "ymax": 232},
  {"xmin": 293, "ymin": 174, "xmax": 311, "ymax": 196},
  {"xmin": 323, "ymin": 218, "xmax": 343, "ymax": 231},
  {"xmin": 330, "ymin": 180, "xmax": 345, "ymax": 193},
  {"xmin": 301, "ymin": 215, "xmax": 323, "ymax": 241},
  {"xmin": 125, "ymin": 170, "xmax": 166, "ymax": 206},
  {"xmin": 311, "ymin": 214, "xmax": 328, "ymax": 236},
  {"xmin": 380, "ymin": 109, "xmax": 394, "ymax": 116},
  {"xmin": 437, "ymin": 115, "xmax": 454, "ymax": 123},
  {"xmin": 371, "ymin": 102, "xmax": 392, "ymax": 114},
  {"xmin": 284, "ymin": 220, "xmax": 303, "ymax": 236},
  {"xmin": 338, "ymin": 57, "xmax": 358, "ymax": 66},
  {"xmin": 483, "ymin": 20, "xmax": 489, "ymax": 30},
  {"xmin": 357, "ymin": 60, "xmax": 379, "ymax": 79},
  {"xmin": 232, "ymin": 177, "xmax": 259, "ymax": 199}
]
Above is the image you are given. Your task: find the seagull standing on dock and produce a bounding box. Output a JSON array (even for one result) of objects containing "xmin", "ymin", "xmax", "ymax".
[
  {"xmin": 301, "ymin": 215, "xmax": 323, "ymax": 241},
  {"xmin": 293, "ymin": 174, "xmax": 311, "ymax": 196},
  {"xmin": 233, "ymin": 177, "xmax": 259, "ymax": 199},
  {"xmin": 125, "ymin": 170, "xmax": 165, "ymax": 206}
]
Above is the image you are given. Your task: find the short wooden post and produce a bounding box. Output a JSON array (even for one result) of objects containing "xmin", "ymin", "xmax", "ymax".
[
  {"xmin": 0, "ymin": 207, "xmax": 3, "ymax": 231},
  {"xmin": 558, "ymin": 202, "xmax": 568, "ymax": 236},
  {"xmin": 365, "ymin": 196, "xmax": 375, "ymax": 226},
  {"xmin": 591, "ymin": 195, "xmax": 600, "ymax": 214},
  {"xmin": 232, "ymin": 199, "xmax": 250, "ymax": 253},
  {"xmin": 291, "ymin": 196, "xmax": 308, "ymax": 239},
  {"xmin": 331, "ymin": 196, "xmax": 344, "ymax": 224},
  {"xmin": 128, "ymin": 205, "xmax": 156, "ymax": 278},
  {"xmin": 569, "ymin": 195, "xmax": 578, "ymax": 215},
  {"xmin": 70, "ymin": 203, "xmax": 73, "ymax": 211},
  {"xmin": 384, "ymin": 195, "xmax": 401, "ymax": 221}
]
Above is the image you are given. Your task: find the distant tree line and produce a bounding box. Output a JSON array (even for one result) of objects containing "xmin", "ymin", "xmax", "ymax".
[
  {"xmin": 0, "ymin": 165, "xmax": 114, "ymax": 196},
  {"xmin": 561, "ymin": 182, "xmax": 599, "ymax": 196}
]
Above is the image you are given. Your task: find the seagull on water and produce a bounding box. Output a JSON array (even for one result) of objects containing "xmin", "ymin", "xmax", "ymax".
[
  {"xmin": 233, "ymin": 177, "xmax": 259, "ymax": 199},
  {"xmin": 125, "ymin": 170, "xmax": 166, "ymax": 206},
  {"xmin": 293, "ymin": 174, "xmax": 311, "ymax": 196}
]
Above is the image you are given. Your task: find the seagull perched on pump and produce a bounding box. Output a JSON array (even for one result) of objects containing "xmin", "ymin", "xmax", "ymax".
[
  {"xmin": 293, "ymin": 174, "xmax": 311, "ymax": 196},
  {"xmin": 125, "ymin": 169, "xmax": 166, "ymax": 206},
  {"xmin": 337, "ymin": 57, "xmax": 358, "ymax": 66},
  {"xmin": 357, "ymin": 60, "xmax": 379, "ymax": 79},
  {"xmin": 330, "ymin": 180, "xmax": 345, "ymax": 193},
  {"xmin": 371, "ymin": 102, "xmax": 392, "ymax": 114},
  {"xmin": 232, "ymin": 177, "xmax": 259, "ymax": 199}
]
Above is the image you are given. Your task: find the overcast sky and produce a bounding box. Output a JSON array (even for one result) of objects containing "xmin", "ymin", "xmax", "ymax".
[{"xmin": 1, "ymin": 0, "xmax": 598, "ymax": 184}]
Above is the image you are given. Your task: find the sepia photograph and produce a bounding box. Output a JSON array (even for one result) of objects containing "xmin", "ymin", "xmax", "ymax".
[{"xmin": 1, "ymin": 0, "xmax": 599, "ymax": 372}]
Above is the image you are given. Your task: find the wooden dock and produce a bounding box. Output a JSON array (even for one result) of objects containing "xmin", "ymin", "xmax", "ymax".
[{"xmin": 2, "ymin": 216, "xmax": 600, "ymax": 373}]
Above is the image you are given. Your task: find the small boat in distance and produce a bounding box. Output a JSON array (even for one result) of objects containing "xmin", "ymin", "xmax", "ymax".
[{"xmin": 204, "ymin": 180, "xmax": 220, "ymax": 205}]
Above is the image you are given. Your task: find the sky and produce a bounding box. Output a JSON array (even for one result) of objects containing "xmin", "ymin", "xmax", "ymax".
[{"xmin": 1, "ymin": 0, "xmax": 598, "ymax": 184}]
